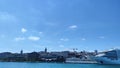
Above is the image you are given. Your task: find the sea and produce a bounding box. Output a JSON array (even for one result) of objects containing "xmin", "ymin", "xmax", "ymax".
[{"xmin": 0, "ymin": 62, "xmax": 120, "ymax": 68}]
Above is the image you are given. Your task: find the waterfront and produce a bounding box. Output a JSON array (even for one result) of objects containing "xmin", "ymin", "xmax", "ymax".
[{"xmin": 0, "ymin": 62, "xmax": 120, "ymax": 68}]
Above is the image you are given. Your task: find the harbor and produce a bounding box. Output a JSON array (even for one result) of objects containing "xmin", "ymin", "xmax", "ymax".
[
  {"xmin": 0, "ymin": 48, "xmax": 120, "ymax": 65},
  {"xmin": 0, "ymin": 0, "xmax": 119, "ymax": 68}
]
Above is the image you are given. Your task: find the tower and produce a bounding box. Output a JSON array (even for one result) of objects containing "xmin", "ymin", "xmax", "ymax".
[
  {"xmin": 20, "ymin": 50, "xmax": 23, "ymax": 55},
  {"xmin": 45, "ymin": 48, "xmax": 47, "ymax": 53}
]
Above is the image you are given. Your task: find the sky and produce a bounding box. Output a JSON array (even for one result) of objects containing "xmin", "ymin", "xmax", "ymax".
[{"xmin": 0, "ymin": 0, "xmax": 120, "ymax": 53}]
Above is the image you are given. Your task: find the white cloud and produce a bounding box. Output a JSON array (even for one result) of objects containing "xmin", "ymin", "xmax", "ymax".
[
  {"xmin": 15, "ymin": 37, "xmax": 25, "ymax": 41},
  {"xmin": 81, "ymin": 38, "xmax": 86, "ymax": 41},
  {"xmin": 60, "ymin": 38, "xmax": 69, "ymax": 41},
  {"xmin": 21, "ymin": 28, "xmax": 27, "ymax": 33},
  {"xmin": 39, "ymin": 32, "xmax": 43, "ymax": 34},
  {"xmin": 69, "ymin": 25, "xmax": 78, "ymax": 29},
  {"xmin": 59, "ymin": 45, "xmax": 64, "ymax": 48},
  {"xmin": 28, "ymin": 36, "xmax": 40, "ymax": 41},
  {"xmin": 99, "ymin": 36, "xmax": 105, "ymax": 39}
]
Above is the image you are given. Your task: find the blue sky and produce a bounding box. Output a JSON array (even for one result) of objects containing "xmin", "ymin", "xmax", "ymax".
[{"xmin": 0, "ymin": 0, "xmax": 120, "ymax": 52}]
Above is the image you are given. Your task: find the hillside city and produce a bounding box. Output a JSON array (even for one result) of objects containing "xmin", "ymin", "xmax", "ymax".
[{"xmin": 0, "ymin": 48, "xmax": 98, "ymax": 62}]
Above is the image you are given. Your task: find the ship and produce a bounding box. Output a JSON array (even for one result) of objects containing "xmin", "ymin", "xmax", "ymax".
[
  {"xmin": 93, "ymin": 49, "xmax": 120, "ymax": 64},
  {"xmin": 65, "ymin": 57, "xmax": 97, "ymax": 64}
]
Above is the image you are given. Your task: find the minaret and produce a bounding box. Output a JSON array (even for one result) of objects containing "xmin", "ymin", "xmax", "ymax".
[
  {"xmin": 45, "ymin": 48, "xmax": 47, "ymax": 53},
  {"xmin": 20, "ymin": 50, "xmax": 23, "ymax": 55}
]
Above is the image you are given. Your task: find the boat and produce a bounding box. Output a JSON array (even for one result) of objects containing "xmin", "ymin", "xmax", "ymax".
[
  {"xmin": 65, "ymin": 57, "xmax": 97, "ymax": 64},
  {"xmin": 93, "ymin": 49, "xmax": 120, "ymax": 64}
]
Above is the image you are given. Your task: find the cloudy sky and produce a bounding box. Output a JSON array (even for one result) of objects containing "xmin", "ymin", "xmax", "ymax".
[{"xmin": 0, "ymin": 0, "xmax": 120, "ymax": 52}]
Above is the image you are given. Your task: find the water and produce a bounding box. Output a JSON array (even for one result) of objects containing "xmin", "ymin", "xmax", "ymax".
[{"xmin": 0, "ymin": 62, "xmax": 120, "ymax": 68}]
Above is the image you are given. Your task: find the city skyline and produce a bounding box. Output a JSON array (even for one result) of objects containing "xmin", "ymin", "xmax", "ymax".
[{"xmin": 0, "ymin": 0, "xmax": 120, "ymax": 52}]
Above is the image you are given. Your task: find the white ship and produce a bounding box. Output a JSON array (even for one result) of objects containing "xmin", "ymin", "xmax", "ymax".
[
  {"xmin": 66, "ymin": 57, "xmax": 96, "ymax": 64},
  {"xmin": 93, "ymin": 49, "xmax": 120, "ymax": 64}
]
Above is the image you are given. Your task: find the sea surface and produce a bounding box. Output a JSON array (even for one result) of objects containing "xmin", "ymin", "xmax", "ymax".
[{"xmin": 0, "ymin": 62, "xmax": 120, "ymax": 68}]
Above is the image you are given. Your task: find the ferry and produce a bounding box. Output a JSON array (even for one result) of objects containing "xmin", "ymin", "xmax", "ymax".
[{"xmin": 93, "ymin": 49, "xmax": 120, "ymax": 64}]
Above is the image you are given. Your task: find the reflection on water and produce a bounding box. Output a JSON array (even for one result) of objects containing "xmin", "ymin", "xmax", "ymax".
[
  {"xmin": 96, "ymin": 64, "xmax": 120, "ymax": 68},
  {"xmin": 0, "ymin": 62, "xmax": 120, "ymax": 68}
]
